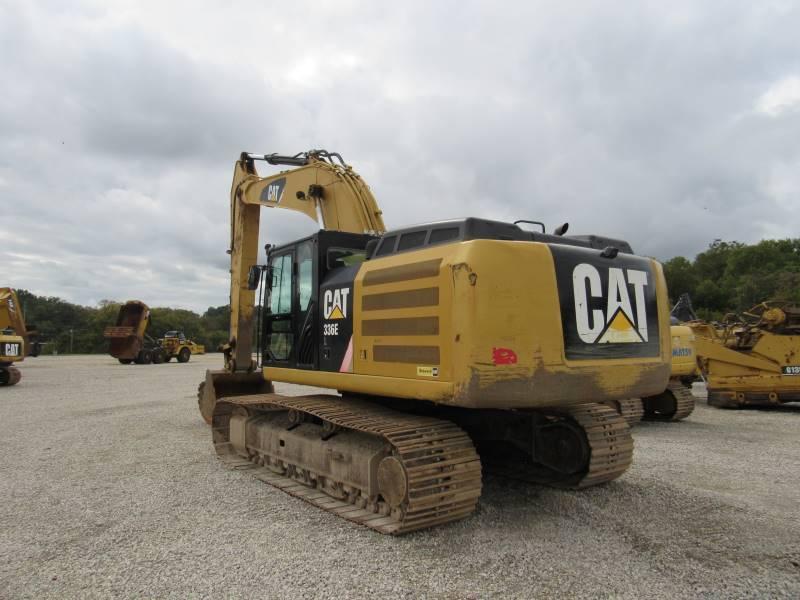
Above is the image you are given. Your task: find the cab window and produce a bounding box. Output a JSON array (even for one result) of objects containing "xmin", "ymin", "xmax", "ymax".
[
  {"xmin": 397, "ymin": 230, "xmax": 428, "ymax": 251},
  {"xmin": 375, "ymin": 235, "xmax": 397, "ymax": 257},
  {"xmin": 269, "ymin": 254, "xmax": 293, "ymax": 314},
  {"xmin": 429, "ymin": 227, "xmax": 460, "ymax": 245},
  {"xmin": 297, "ymin": 242, "xmax": 313, "ymax": 312},
  {"xmin": 327, "ymin": 247, "xmax": 367, "ymax": 269}
]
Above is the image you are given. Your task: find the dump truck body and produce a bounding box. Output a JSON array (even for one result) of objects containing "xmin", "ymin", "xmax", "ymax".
[{"xmin": 104, "ymin": 301, "xmax": 151, "ymax": 362}]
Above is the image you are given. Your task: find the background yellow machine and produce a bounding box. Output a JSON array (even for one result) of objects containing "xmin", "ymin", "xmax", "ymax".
[
  {"xmin": 159, "ymin": 331, "xmax": 205, "ymax": 363},
  {"xmin": 1, "ymin": 288, "xmax": 39, "ymax": 386},
  {"xmin": 688, "ymin": 302, "xmax": 800, "ymax": 408},
  {"xmin": 202, "ymin": 150, "xmax": 672, "ymax": 534},
  {"xmin": 0, "ymin": 328, "xmax": 24, "ymax": 386},
  {"xmin": 609, "ymin": 325, "xmax": 697, "ymax": 424},
  {"xmin": 104, "ymin": 301, "xmax": 205, "ymax": 364}
]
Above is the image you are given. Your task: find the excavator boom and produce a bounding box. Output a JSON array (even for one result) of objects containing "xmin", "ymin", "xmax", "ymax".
[
  {"xmin": 227, "ymin": 150, "xmax": 386, "ymax": 373},
  {"xmin": 200, "ymin": 151, "xmax": 387, "ymax": 421}
]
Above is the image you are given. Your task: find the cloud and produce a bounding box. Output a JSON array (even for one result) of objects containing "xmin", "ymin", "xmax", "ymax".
[
  {"xmin": 757, "ymin": 76, "xmax": 800, "ymax": 117},
  {"xmin": 1, "ymin": 0, "xmax": 800, "ymax": 312}
]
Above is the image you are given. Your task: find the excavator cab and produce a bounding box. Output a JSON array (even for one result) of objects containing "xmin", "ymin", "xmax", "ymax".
[{"xmin": 260, "ymin": 230, "xmax": 376, "ymax": 371}]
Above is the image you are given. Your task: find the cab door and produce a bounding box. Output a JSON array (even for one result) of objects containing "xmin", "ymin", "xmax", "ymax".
[
  {"xmin": 264, "ymin": 251, "xmax": 295, "ymax": 365},
  {"xmin": 263, "ymin": 240, "xmax": 317, "ymax": 369}
]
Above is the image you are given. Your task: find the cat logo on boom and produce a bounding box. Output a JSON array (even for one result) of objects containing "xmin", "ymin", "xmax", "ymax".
[
  {"xmin": 573, "ymin": 264, "xmax": 649, "ymax": 344},
  {"xmin": 323, "ymin": 287, "xmax": 350, "ymax": 320},
  {"xmin": 260, "ymin": 177, "xmax": 286, "ymax": 204}
]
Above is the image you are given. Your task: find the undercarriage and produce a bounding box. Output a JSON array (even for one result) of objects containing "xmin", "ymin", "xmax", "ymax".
[
  {"xmin": 606, "ymin": 381, "xmax": 695, "ymax": 425},
  {"xmin": 212, "ymin": 394, "xmax": 633, "ymax": 534},
  {"xmin": 0, "ymin": 365, "xmax": 21, "ymax": 386}
]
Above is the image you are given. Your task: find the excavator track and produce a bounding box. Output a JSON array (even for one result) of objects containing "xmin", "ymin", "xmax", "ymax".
[
  {"xmin": 643, "ymin": 381, "xmax": 695, "ymax": 421},
  {"xmin": 604, "ymin": 398, "xmax": 644, "ymax": 426},
  {"xmin": 476, "ymin": 403, "xmax": 634, "ymax": 489},
  {"xmin": 0, "ymin": 367, "xmax": 21, "ymax": 386},
  {"xmin": 551, "ymin": 403, "xmax": 634, "ymax": 488},
  {"xmin": 213, "ymin": 394, "xmax": 482, "ymax": 535}
]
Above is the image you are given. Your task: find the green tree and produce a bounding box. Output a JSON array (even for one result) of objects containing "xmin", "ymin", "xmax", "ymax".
[{"xmin": 663, "ymin": 256, "xmax": 697, "ymax": 302}]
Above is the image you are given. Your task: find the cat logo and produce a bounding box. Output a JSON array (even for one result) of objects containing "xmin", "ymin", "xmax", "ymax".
[
  {"xmin": 323, "ymin": 287, "xmax": 350, "ymax": 320},
  {"xmin": 573, "ymin": 264, "xmax": 649, "ymax": 344},
  {"xmin": 260, "ymin": 177, "xmax": 286, "ymax": 204}
]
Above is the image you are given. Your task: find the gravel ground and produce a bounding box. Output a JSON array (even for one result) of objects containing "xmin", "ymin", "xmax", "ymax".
[{"xmin": 1, "ymin": 355, "xmax": 799, "ymax": 599}]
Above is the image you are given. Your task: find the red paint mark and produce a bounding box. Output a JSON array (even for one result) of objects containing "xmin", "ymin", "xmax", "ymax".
[{"xmin": 492, "ymin": 347, "xmax": 517, "ymax": 365}]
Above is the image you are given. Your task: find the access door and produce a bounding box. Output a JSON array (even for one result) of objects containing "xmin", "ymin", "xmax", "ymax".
[{"xmin": 263, "ymin": 241, "xmax": 317, "ymax": 369}]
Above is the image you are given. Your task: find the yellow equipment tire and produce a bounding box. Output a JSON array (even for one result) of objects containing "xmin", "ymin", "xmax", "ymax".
[{"xmin": 177, "ymin": 347, "xmax": 191, "ymax": 363}]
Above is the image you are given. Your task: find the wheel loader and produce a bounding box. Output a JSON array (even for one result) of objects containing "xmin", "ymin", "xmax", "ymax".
[
  {"xmin": 200, "ymin": 150, "xmax": 672, "ymax": 534},
  {"xmin": 687, "ymin": 302, "xmax": 800, "ymax": 408},
  {"xmin": 104, "ymin": 301, "xmax": 204, "ymax": 364},
  {"xmin": 159, "ymin": 331, "xmax": 205, "ymax": 363},
  {"xmin": 1, "ymin": 288, "xmax": 39, "ymax": 386}
]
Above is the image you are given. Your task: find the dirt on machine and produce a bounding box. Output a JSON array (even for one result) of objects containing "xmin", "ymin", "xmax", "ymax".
[
  {"xmin": 199, "ymin": 149, "xmax": 673, "ymax": 534},
  {"xmin": 104, "ymin": 300, "xmax": 205, "ymax": 364},
  {"xmin": 1, "ymin": 288, "xmax": 41, "ymax": 386},
  {"xmin": 686, "ymin": 301, "xmax": 800, "ymax": 408}
]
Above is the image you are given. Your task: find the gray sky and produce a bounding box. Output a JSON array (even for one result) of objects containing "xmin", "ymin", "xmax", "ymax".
[{"xmin": 2, "ymin": 1, "xmax": 799, "ymax": 312}]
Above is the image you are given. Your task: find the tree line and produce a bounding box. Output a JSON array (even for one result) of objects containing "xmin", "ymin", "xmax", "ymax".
[
  {"xmin": 662, "ymin": 238, "xmax": 800, "ymax": 319},
  {"xmin": 12, "ymin": 237, "xmax": 800, "ymax": 353},
  {"xmin": 15, "ymin": 291, "xmax": 230, "ymax": 355}
]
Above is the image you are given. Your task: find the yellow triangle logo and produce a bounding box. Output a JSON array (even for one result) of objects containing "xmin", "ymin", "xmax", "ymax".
[
  {"xmin": 328, "ymin": 305, "xmax": 345, "ymax": 320},
  {"xmin": 597, "ymin": 309, "xmax": 643, "ymax": 343}
]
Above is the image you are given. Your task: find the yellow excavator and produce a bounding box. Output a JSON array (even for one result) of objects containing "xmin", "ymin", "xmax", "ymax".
[
  {"xmin": 201, "ymin": 150, "xmax": 672, "ymax": 534},
  {"xmin": 688, "ymin": 302, "xmax": 800, "ymax": 408},
  {"xmin": 0, "ymin": 328, "xmax": 24, "ymax": 386},
  {"xmin": 1, "ymin": 288, "xmax": 32, "ymax": 386}
]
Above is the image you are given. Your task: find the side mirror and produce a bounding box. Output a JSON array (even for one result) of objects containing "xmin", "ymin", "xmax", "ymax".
[
  {"xmin": 554, "ymin": 222, "xmax": 569, "ymax": 236},
  {"xmin": 247, "ymin": 265, "xmax": 262, "ymax": 290}
]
